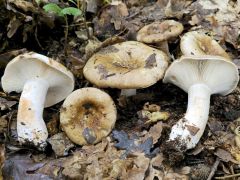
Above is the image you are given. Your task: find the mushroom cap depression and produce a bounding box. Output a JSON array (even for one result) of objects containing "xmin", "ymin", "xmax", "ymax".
[
  {"xmin": 60, "ymin": 87, "xmax": 117, "ymax": 145},
  {"xmin": 1, "ymin": 52, "xmax": 74, "ymax": 107},
  {"xmin": 137, "ymin": 20, "xmax": 184, "ymax": 43},
  {"xmin": 180, "ymin": 31, "xmax": 230, "ymax": 59},
  {"xmin": 163, "ymin": 55, "xmax": 239, "ymax": 95},
  {"xmin": 83, "ymin": 41, "xmax": 169, "ymax": 89}
]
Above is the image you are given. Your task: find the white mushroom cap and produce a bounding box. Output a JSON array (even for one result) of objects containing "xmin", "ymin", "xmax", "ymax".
[
  {"xmin": 1, "ymin": 52, "xmax": 74, "ymax": 107},
  {"xmin": 83, "ymin": 41, "xmax": 169, "ymax": 89},
  {"xmin": 163, "ymin": 55, "xmax": 239, "ymax": 95},
  {"xmin": 60, "ymin": 87, "xmax": 117, "ymax": 145},
  {"xmin": 180, "ymin": 31, "xmax": 231, "ymax": 60},
  {"xmin": 137, "ymin": 20, "xmax": 184, "ymax": 43}
]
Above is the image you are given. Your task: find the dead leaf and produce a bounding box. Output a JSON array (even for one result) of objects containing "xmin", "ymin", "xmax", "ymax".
[
  {"xmin": 214, "ymin": 148, "xmax": 235, "ymax": 162},
  {"xmin": 86, "ymin": 0, "xmax": 100, "ymax": 14},
  {"xmin": 142, "ymin": 122, "xmax": 163, "ymax": 144},
  {"xmin": 2, "ymin": 154, "xmax": 50, "ymax": 179},
  {"xmin": 7, "ymin": 16, "xmax": 22, "ymax": 38},
  {"xmin": 47, "ymin": 132, "xmax": 75, "ymax": 157},
  {"xmin": 124, "ymin": 154, "xmax": 150, "ymax": 180},
  {"xmin": 0, "ymin": 97, "xmax": 17, "ymax": 110},
  {"xmin": 143, "ymin": 102, "xmax": 161, "ymax": 112},
  {"xmin": 112, "ymin": 130, "xmax": 157, "ymax": 157},
  {"xmin": 46, "ymin": 114, "xmax": 59, "ymax": 136},
  {"xmin": 93, "ymin": 2, "xmax": 129, "ymax": 38},
  {"xmin": 138, "ymin": 110, "xmax": 170, "ymax": 124},
  {"xmin": 0, "ymin": 49, "xmax": 27, "ymax": 68},
  {"xmin": 7, "ymin": 0, "xmax": 36, "ymax": 13},
  {"xmin": 160, "ymin": 0, "xmax": 192, "ymax": 19}
]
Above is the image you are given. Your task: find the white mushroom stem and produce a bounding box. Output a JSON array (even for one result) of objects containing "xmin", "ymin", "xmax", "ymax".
[
  {"xmin": 120, "ymin": 89, "xmax": 137, "ymax": 97},
  {"xmin": 17, "ymin": 78, "xmax": 49, "ymax": 150},
  {"xmin": 169, "ymin": 83, "xmax": 211, "ymax": 150}
]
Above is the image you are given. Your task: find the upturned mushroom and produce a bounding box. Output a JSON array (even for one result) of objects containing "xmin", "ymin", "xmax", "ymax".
[
  {"xmin": 1, "ymin": 52, "xmax": 74, "ymax": 150},
  {"xmin": 137, "ymin": 20, "xmax": 184, "ymax": 56},
  {"xmin": 83, "ymin": 41, "xmax": 169, "ymax": 96},
  {"xmin": 180, "ymin": 31, "xmax": 230, "ymax": 59},
  {"xmin": 60, "ymin": 87, "xmax": 117, "ymax": 145},
  {"xmin": 163, "ymin": 55, "xmax": 239, "ymax": 151}
]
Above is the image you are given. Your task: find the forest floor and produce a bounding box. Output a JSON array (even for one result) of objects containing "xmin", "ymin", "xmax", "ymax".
[{"xmin": 0, "ymin": 0, "xmax": 240, "ymax": 179}]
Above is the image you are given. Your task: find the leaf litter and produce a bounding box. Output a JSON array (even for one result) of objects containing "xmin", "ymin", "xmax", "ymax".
[{"xmin": 1, "ymin": 0, "xmax": 240, "ymax": 179}]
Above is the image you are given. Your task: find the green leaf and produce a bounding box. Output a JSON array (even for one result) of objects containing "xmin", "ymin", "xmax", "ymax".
[
  {"xmin": 43, "ymin": 3, "xmax": 63, "ymax": 16},
  {"xmin": 60, "ymin": 7, "xmax": 82, "ymax": 17}
]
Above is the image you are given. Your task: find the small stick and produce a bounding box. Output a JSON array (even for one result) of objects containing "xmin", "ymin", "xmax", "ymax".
[
  {"xmin": 215, "ymin": 173, "xmax": 240, "ymax": 179},
  {"xmin": 207, "ymin": 157, "xmax": 220, "ymax": 180}
]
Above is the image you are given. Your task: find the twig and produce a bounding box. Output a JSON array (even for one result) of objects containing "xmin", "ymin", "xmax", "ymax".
[
  {"xmin": 207, "ymin": 157, "xmax": 220, "ymax": 180},
  {"xmin": 64, "ymin": 16, "xmax": 69, "ymax": 55},
  {"xmin": 215, "ymin": 173, "xmax": 240, "ymax": 179}
]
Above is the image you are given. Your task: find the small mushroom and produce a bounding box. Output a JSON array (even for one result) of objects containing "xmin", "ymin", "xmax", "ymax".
[
  {"xmin": 83, "ymin": 41, "xmax": 169, "ymax": 96},
  {"xmin": 163, "ymin": 55, "xmax": 239, "ymax": 151},
  {"xmin": 137, "ymin": 20, "xmax": 184, "ymax": 56},
  {"xmin": 60, "ymin": 87, "xmax": 117, "ymax": 145},
  {"xmin": 1, "ymin": 52, "xmax": 74, "ymax": 150},
  {"xmin": 180, "ymin": 31, "xmax": 231, "ymax": 59}
]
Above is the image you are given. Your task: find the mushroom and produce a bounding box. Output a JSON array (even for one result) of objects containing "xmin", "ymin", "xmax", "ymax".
[
  {"xmin": 60, "ymin": 87, "xmax": 117, "ymax": 145},
  {"xmin": 1, "ymin": 52, "xmax": 74, "ymax": 150},
  {"xmin": 137, "ymin": 20, "xmax": 184, "ymax": 56},
  {"xmin": 180, "ymin": 31, "xmax": 231, "ymax": 59},
  {"xmin": 83, "ymin": 41, "xmax": 169, "ymax": 96},
  {"xmin": 163, "ymin": 55, "xmax": 239, "ymax": 151}
]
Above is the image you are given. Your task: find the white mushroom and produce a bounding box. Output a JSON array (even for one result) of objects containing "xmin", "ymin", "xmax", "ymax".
[
  {"xmin": 163, "ymin": 55, "xmax": 239, "ymax": 151},
  {"xmin": 83, "ymin": 41, "xmax": 169, "ymax": 96},
  {"xmin": 60, "ymin": 87, "xmax": 117, "ymax": 145},
  {"xmin": 180, "ymin": 31, "xmax": 231, "ymax": 59},
  {"xmin": 1, "ymin": 52, "xmax": 74, "ymax": 150}
]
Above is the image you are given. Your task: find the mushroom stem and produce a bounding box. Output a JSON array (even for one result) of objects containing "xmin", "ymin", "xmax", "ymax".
[
  {"xmin": 17, "ymin": 78, "xmax": 49, "ymax": 150},
  {"xmin": 157, "ymin": 41, "xmax": 170, "ymax": 57},
  {"xmin": 120, "ymin": 89, "xmax": 137, "ymax": 97},
  {"xmin": 169, "ymin": 83, "xmax": 211, "ymax": 150}
]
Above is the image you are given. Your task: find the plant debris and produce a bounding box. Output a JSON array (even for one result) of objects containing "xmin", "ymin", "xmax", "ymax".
[{"xmin": 1, "ymin": 0, "xmax": 240, "ymax": 179}]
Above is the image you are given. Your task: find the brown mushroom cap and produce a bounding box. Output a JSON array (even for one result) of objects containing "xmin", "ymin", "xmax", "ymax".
[
  {"xmin": 83, "ymin": 41, "xmax": 169, "ymax": 89},
  {"xmin": 137, "ymin": 20, "xmax": 184, "ymax": 44},
  {"xmin": 180, "ymin": 31, "xmax": 231, "ymax": 60},
  {"xmin": 60, "ymin": 87, "xmax": 117, "ymax": 145}
]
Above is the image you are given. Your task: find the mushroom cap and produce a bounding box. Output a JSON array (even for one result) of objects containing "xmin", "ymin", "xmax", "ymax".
[
  {"xmin": 83, "ymin": 41, "xmax": 169, "ymax": 89},
  {"xmin": 163, "ymin": 55, "xmax": 239, "ymax": 95},
  {"xmin": 1, "ymin": 52, "xmax": 74, "ymax": 107},
  {"xmin": 136, "ymin": 20, "xmax": 184, "ymax": 43},
  {"xmin": 180, "ymin": 31, "xmax": 231, "ymax": 59},
  {"xmin": 60, "ymin": 87, "xmax": 117, "ymax": 145}
]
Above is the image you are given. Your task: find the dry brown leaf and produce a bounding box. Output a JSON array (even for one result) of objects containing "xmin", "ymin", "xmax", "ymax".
[
  {"xmin": 143, "ymin": 122, "xmax": 163, "ymax": 144},
  {"xmin": 214, "ymin": 148, "xmax": 235, "ymax": 162},
  {"xmin": 188, "ymin": 0, "xmax": 240, "ymax": 48},
  {"xmin": 2, "ymin": 154, "xmax": 50, "ymax": 179},
  {"xmin": 47, "ymin": 132, "xmax": 75, "ymax": 157},
  {"xmin": 94, "ymin": 2, "xmax": 129, "ymax": 38},
  {"xmin": 123, "ymin": 153, "xmax": 150, "ymax": 180},
  {"xmin": 7, "ymin": 0, "xmax": 36, "ymax": 12},
  {"xmin": 164, "ymin": 0, "xmax": 191, "ymax": 19},
  {"xmin": 7, "ymin": 16, "xmax": 22, "ymax": 38}
]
